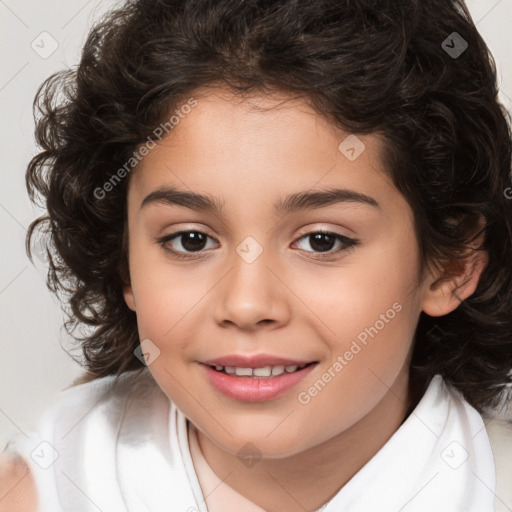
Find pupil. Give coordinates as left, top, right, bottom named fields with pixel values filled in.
left=182, top=232, right=206, bottom=251
left=310, top=233, right=335, bottom=252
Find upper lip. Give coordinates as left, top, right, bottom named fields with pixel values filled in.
left=201, top=354, right=317, bottom=368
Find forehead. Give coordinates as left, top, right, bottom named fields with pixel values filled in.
left=128, top=87, right=398, bottom=217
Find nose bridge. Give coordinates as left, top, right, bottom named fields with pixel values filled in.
left=213, top=234, right=289, bottom=329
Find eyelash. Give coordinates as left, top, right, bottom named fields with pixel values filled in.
left=156, top=229, right=359, bottom=260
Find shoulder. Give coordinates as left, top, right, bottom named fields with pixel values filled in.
left=0, top=369, right=164, bottom=511
left=40, top=368, right=165, bottom=444
left=1, top=369, right=168, bottom=510
left=50, top=367, right=159, bottom=420
left=0, top=454, right=38, bottom=512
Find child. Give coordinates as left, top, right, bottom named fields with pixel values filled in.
left=2, top=0, right=512, bottom=510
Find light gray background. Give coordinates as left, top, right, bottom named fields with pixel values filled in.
left=1, top=0, right=512, bottom=450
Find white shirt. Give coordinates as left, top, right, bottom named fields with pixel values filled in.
left=3, top=368, right=498, bottom=511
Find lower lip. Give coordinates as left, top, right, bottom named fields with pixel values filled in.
left=200, top=363, right=317, bottom=402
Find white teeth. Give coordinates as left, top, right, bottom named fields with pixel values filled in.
left=271, top=366, right=285, bottom=376
left=253, top=366, right=272, bottom=377
left=210, top=363, right=311, bottom=377
left=235, top=367, right=253, bottom=376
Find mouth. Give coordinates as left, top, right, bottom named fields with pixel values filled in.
left=198, top=357, right=319, bottom=402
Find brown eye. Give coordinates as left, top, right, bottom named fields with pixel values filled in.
left=294, top=230, right=359, bottom=258
left=175, top=231, right=208, bottom=252
left=158, top=230, right=218, bottom=257
left=304, top=232, right=337, bottom=252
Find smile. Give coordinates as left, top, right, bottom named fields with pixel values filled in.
left=199, top=361, right=318, bottom=402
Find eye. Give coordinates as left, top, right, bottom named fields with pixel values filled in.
left=157, top=230, right=218, bottom=258
left=293, top=230, right=359, bottom=258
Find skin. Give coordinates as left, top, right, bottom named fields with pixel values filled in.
left=120, top=87, right=487, bottom=512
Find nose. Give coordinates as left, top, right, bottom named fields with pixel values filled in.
left=213, top=242, right=291, bottom=332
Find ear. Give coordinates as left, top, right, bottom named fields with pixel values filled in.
left=421, top=239, right=488, bottom=317
left=120, top=224, right=136, bottom=311
left=123, top=284, right=136, bottom=312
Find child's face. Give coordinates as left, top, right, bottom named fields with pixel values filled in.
left=123, top=87, right=432, bottom=457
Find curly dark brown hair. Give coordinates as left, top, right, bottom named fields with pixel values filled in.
left=26, top=0, right=512, bottom=413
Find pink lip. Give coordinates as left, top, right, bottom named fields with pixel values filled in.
left=199, top=362, right=318, bottom=402
left=201, top=354, right=315, bottom=368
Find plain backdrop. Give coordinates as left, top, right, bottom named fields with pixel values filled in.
left=1, top=0, right=512, bottom=450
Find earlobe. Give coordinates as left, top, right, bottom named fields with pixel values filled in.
left=123, top=285, right=136, bottom=311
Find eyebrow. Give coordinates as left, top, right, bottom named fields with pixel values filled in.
left=139, top=185, right=380, bottom=215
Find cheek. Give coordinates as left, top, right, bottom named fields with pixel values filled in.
left=288, top=241, right=420, bottom=413
left=128, top=237, right=207, bottom=339
left=291, top=298, right=417, bottom=450
left=291, top=235, right=420, bottom=349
